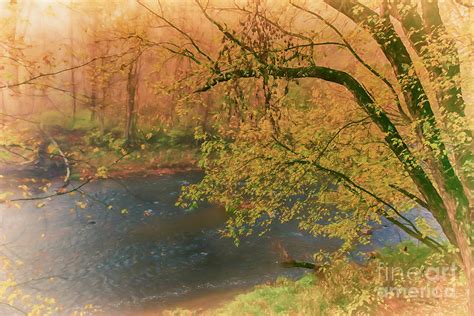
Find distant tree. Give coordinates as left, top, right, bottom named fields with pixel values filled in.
left=69, top=0, right=78, bottom=124
left=124, top=56, right=140, bottom=145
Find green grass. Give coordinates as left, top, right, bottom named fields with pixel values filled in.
left=71, top=110, right=105, bottom=131
left=167, top=242, right=464, bottom=316
left=40, top=109, right=115, bottom=131
left=217, top=275, right=325, bottom=316
left=376, top=241, right=444, bottom=269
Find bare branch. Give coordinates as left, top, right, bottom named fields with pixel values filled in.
left=0, top=302, right=27, bottom=315
left=136, top=0, right=214, bottom=64
left=8, top=178, right=92, bottom=202
left=0, top=52, right=134, bottom=90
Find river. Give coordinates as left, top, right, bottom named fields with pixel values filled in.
left=0, top=171, right=442, bottom=314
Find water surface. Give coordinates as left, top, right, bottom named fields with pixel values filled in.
left=0, top=171, right=441, bottom=314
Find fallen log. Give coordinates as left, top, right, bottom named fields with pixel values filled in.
left=281, top=259, right=319, bottom=270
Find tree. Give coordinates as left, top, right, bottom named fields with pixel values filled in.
left=142, top=0, right=473, bottom=312
left=1, top=0, right=29, bottom=115
left=124, top=56, right=140, bottom=145
left=69, top=0, right=78, bottom=125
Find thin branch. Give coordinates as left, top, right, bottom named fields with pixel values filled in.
left=237, top=2, right=313, bottom=41
left=136, top=0, right=214, bottom=64
left=0, top=52, right=131, bottom=90
left=0, top=145, right=31, bottom=161
left=389, top=184, right=429, bottom=209
left=453, top=0, right=474, bottom=8
left=13, top=275, right=68, bottom=289
left=290, top=1, right=411, bottom=122
left=0, top=112, right=40, bottom=125
left=0, top=303, right=27, bottom=315
left=28, top=83, right=92, bottom=104
left=8, top=178, right=92, bottom=202
left=194, top=0, right=263, bottom=64
left=275, top=149, right=444, bottom=250
left=316, top=116, right=371, bottom=161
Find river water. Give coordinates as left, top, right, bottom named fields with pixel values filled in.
left=0, top=171, right=442, bottom=314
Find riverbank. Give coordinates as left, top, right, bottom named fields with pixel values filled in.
left=0, top=122, right=201, bottom=183
left=67, top=134, right=201, bottom=180
left=80, top=149, right=200, bottom=180
left=161, top=242, right=467, bottom=315
left=134, top=287, right=251, bottom=315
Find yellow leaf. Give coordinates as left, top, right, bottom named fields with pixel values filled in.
left=76, top=201, right=87, bottom=209
left=47, top=144, right=56, bottom=153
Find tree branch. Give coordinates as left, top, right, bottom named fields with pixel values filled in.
left=137, top=0, right=214, bottom=64
left=8, top=178, right=92, bottom=202
left=195, top=65, right=450, bottom=238
left=0, top=52, right=133, bottom=89
left=280, top=155, right=444, bottom=251
left=290, top=1, right=411, bottom=122
left=0, top=302, right=27, bottom=315
left=389, top=184, right=429, bottom=209
left=323, top=0, right=467, bottom=244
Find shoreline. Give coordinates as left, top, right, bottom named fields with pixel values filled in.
left=99, top=164, right=201, bottom=179
left=0, top=160, right=201, bottom=182
left=132, top=286, right=251, bottom=315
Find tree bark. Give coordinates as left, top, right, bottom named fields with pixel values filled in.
left=323, top=1, right=473, bottom=312
left=385, top=0, right=474, bottom=194
left=124, top=60, right=139, bottom=146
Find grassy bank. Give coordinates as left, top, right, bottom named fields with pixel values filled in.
left=0, top=109, right=201, bottom=179
left=165, top=242, right=466, bottom=315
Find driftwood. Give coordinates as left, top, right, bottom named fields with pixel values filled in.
left=281, top=259, right=319, bottom=270
left=273, top=239, right=320, bottom=270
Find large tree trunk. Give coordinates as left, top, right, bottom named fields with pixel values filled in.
left=439, top=188, right=474, bottom=314
left=323, top=0, right=473, bottom=313
left=458, top=227, right=474, bottom=314
left=385, top=0, right=474, bottom=195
